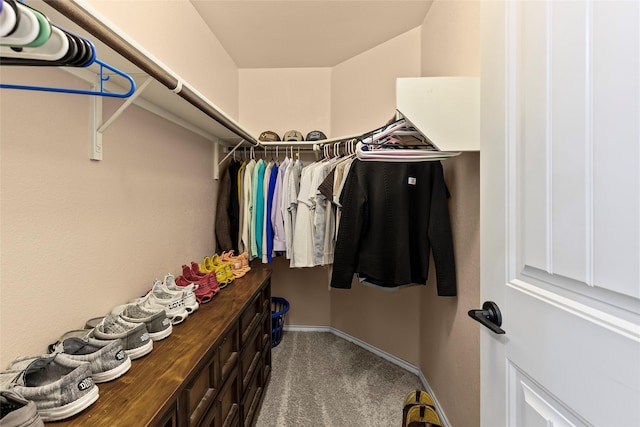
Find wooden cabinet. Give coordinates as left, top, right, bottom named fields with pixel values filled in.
left=55, top=268, right=272, bottom=427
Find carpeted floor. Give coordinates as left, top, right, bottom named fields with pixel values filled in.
left=255, top=331, right=423, bottom=427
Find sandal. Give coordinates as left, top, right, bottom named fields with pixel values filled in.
left=211, top=254, right=234, bottom=287
left=175, top=273, right=218, bottom=303
left=221, top=251, right=250, bottom=278
left=199, top=256, right=215, bottom=274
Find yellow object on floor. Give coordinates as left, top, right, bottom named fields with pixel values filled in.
left=405, top=404, right=441, bottom=427
left=403, top=390, right=438, bottom=427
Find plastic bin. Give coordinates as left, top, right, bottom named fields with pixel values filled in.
left=271, top=297, right=290, bottom=348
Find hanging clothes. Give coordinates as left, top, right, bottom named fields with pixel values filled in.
left=330, top=160, right=457, bottom=296
left=312, top=156, right=343, bottom=265
left=227, top=159, right=241, bottom=254
left=265, top=161, right=279, bottom=263
left=250, top=159, right=265, bottom=259
left=237, top=161, right=247, bottom=253
left=284, top=157, right=303, bottom=261
left=242, top=158, right=256, bottom=259
left=261, top=161, right=274, bottom=263
left=272, top=156, right=290, bottom=253
left=291, top=161, right=323, bottom=268
left=215, top=157, right=233, bottom=252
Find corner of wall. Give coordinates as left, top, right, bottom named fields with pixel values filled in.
left=417, top=2, right=481, bottom=426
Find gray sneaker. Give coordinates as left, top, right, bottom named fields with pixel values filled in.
left=0, top=355, right=98, bottom=422
left=48, top=330, right=93, bottom=354
left=56, top=338, right=131, bottom=383
left=0, top=389, right=44, bottom=427
left=86, top=304, right=172, bottom=342
left=92, top=314, right=153, bottom=360
left=113, top=304, right=172, bottom=341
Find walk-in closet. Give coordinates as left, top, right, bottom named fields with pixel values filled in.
left=2, top=1, right=638, bottom=427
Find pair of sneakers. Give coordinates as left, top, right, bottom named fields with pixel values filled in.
left=119, top=274, right=199, bottom=325
left=0, top=354, right=100, bottom=422
left=50, top=312, right=154, bottom=362
left=176, top=265, right=219, bottom=304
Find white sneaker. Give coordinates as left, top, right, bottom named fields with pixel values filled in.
left=160, top=275, right=199, bottom=314
left=136, top=282, right=189, bottom=325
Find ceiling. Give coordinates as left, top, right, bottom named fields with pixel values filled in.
left=190, top=0, right=433, bottom=68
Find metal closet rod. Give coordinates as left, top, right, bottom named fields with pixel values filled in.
left=43, top=0, right=259, bottom=146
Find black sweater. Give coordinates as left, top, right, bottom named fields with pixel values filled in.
left=330, top=160, right=457, bottom=296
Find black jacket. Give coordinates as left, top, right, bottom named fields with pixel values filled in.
left=330, top=160, right=457, bottom=296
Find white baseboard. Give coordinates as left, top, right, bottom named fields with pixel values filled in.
left=283, top=325, right=451, bottom=427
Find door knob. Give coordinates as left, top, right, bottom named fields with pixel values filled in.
left=468, top=301, right=505, bottom=334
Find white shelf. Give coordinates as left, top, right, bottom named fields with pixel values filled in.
left=396, top=77, right=480, bottom=151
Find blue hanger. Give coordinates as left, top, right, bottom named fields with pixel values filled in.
left=0, top=58, right=136, bottom=98
left=0, top=1, right=135, bottom=98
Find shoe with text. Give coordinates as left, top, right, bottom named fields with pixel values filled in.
left=0, top=355, right=98, bottom=422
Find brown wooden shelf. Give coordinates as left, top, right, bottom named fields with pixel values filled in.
left=51, top=268, right=272, bottom=427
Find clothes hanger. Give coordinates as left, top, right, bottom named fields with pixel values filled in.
left=0, top=0, right=19, bottom=38
left=0, top=2, right=134, bottom=98
left=0, top=56, right=135, bottom=97
left=1, top=20, right=98, bottom=67
left=0, top=24, right=68, bottom=62
left=0, top=1, right=39, bottom=46
left=20, top=4, right=51, bottom=48
left=355, top=140, right=460, bottom=162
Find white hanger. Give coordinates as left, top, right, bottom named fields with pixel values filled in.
left=1, top=24, right=68, bottom=61
left=0, top=1, right=17, bottom=37
left=355, top=141, right=460, bottom=162
left=1, top=2, right=39, bottom=46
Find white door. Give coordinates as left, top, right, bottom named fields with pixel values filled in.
left=479, top=1, right=640, bottom=426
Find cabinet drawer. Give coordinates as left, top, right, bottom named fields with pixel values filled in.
left=240, top=325, right=263, bottom=392
left=195, top=404, right=217, bottom=427
left=261, top=279, right=271, bottom=301
left=239, top=293, right=263, bottom=345
left=261, top=282, right=271, bottom=314
left=261, top=309, right=271, bottom=350
left=186, top=359, right=217, bottom=427
left=241, top=367, right=263, bottom=427
left=156, top=405, right=178, bottom=427
left=261, top=344, right=271, bottom=387
left=220, top=324, right=239, bottom=384
left=219, top=369, right=239, bottom=427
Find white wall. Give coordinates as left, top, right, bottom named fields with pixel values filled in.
left=0, top=68, right=216, bottom=365
left=331, top=27, right=422, bottom=136
left=86, top=0, right=240, bottom=119
left=419, top=2, right=481, bottom=427
left=238, top=68, right=331, bottom=138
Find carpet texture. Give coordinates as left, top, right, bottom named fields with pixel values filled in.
left=255, top=331, right=423, bottom=427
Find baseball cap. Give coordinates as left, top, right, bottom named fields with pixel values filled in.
left=259, top=131, right=281, bottom=142
left=306, top=131, right=327, bottom=141
left=283, top=130, right=304, bottom=141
